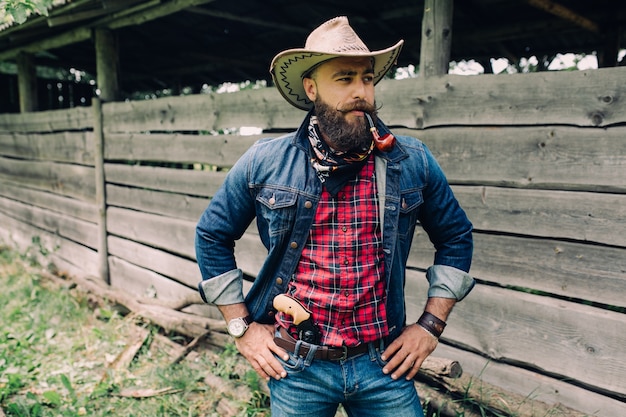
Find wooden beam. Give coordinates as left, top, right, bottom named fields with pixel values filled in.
left=419, top=0, right=453, bottom=77
left=92, top=98, right=110, bottom=284
left=107, top=0, right=217, bottom=30
left=95, top=28, right=119, bottom=102
left=0, top=0, right=215, bottom=61
left=527, top=0, right=599, bottom=33
left=16, top=52, right=38, bottom=112
left=0, top=27, right=92, bottom=61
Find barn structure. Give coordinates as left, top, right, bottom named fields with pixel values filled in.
left=1, top=1, right=625, bottom=416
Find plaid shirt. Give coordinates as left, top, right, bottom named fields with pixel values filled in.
left=278, top=155, right=388, bottom=347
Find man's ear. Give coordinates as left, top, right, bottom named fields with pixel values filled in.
left=303, top=77, right=316, bottom=102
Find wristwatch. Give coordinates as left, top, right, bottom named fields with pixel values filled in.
left=227, top=315, right=252, bottom=338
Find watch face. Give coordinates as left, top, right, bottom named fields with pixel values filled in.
left=228, top=318, right=247, bottom=337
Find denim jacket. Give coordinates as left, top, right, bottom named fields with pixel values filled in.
left=195, top=112, right=474, bottom=342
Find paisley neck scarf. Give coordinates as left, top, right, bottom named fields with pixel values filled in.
left=307, top=115, right=374, bottom=196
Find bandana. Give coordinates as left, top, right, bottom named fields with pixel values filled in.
left=308, top=115, right=374, bottom=196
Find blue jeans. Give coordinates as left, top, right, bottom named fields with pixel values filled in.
left=268, top=341, right=424, bottom=417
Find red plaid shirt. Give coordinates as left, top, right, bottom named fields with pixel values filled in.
left=278, top=155, right=388, bottom=347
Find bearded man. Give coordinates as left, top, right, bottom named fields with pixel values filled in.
left=195, top=16, right=474, bottom=417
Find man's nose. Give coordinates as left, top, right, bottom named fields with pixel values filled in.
left=352, top=80, right=367, bottom=99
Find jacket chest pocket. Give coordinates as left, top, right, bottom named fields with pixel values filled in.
left=398, top=189, right=423, bottom=240
left=256, top=188, right=298, bottom=237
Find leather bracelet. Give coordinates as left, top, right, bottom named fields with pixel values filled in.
left=417, top=311, right=446, bottom=339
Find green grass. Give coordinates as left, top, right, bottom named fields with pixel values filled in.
left=0, top=244, right=269, bottom=417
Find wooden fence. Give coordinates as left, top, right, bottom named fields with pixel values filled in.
left=1, top=67, right=625, bottom=416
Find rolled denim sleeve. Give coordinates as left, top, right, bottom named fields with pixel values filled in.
left=197, top=268, right=245, bottom=305
left=426, top=264, right=475, bottom=301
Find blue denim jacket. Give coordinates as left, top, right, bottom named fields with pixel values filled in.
left=195, top=112, right=474, bottom=342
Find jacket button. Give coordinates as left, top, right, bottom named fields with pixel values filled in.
left=290, top=241, right=298, bottom=249
left=276, top=277, right=283, bottom=285
left=304, top=201, right=313, bottom=209
left=269, top=197, right=276, bottom=205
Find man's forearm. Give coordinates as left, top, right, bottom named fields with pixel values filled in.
left=424, top=297, right=456, bottom=321
left=218, top=302, right=250, bottom=322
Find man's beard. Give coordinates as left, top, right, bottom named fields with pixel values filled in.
left=314, top=96, right=378, bottom=152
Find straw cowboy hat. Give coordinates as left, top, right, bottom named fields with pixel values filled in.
left=270, top=16, right=404, bottom=111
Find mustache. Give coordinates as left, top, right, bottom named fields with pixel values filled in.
left=336, top=100, right=377, bottom=114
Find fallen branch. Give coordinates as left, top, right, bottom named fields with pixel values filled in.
left=419, top=356, right=463, bottom=379
left=64, top=272, right=219, bottom=338
left=416, top=372, right=589, bottom=417
left=171, top=332, right=210, bottom=364
left=115, top=387, right=182, bottom=398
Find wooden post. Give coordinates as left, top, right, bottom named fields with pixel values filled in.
left=419, top=0, right=454, bottom=78
left=93, top=97, right=110, bottom=284
left=95, top=28, right=120, bottom=102
left=16, top=51, right=38, bottom=112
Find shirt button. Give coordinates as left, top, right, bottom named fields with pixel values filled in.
left=290, top=241, right=298, bottom=249
left=343, top=259, right=349, bottom=265
left=275, top=277, right=283, bottom=285
left=342, top=226, right=347, bottom=232
left=304, top=201, right=313, bottom=209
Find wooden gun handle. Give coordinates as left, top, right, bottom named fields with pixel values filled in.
left=273, top=294, right=311, bottom=325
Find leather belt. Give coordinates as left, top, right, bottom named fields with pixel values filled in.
left=274, top=327, right=369, bottom=361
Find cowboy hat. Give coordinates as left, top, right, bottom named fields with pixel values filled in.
left=270, top=16, right=404, bottom=111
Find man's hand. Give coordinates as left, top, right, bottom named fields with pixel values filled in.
left=381, top=296, right=455, bottom=380
left=234, top=322, right=289, bottom=381
left=380, top=323, right=438, bottom=380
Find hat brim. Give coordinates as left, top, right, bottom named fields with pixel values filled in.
left=270, top=40, right=404, bottom=111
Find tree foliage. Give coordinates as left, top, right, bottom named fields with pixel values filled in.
left=1, top=0, right=53, bottom=25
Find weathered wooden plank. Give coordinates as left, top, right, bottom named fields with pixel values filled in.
left=0, top=182, right=98, bottom=223
left=0, top=157, right=96, bottom=201
left=106, top=184, right=208, bottom=222
left=0, top=196, right=98, bottom=249
left=101, top=88, right=303, bottom=133
left=393, top=125, right=626, bottom=192
left=377, top=66, right=626, bottom=128
left=104, top=163, right=226, bottom=198
left=105, top=132, right=260, bottom=166
left=108, top=255, right=199, bottom=303
left=452, top=185, right=626, bottom=247
left=0, top=211, right=98, bottom=278
left=0, top=131, right=95, bottom=165
left=406, top=272, right=626, bottom=397
left=0, top=106, right=93, bottom=133
left=433, top=343, right=626, bottom=417
left=410, top=232, right=626, bottom=309
left=107, top=235, right=201, bottom=289
left=106, top=207, right=196, bottom=259
left=100, top=67, right=626, bottom=133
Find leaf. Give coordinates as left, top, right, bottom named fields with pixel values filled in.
left=42, top=390, right=62, bottom=406
left=60, top=374, right=75, bottom=397
left=8, top=5, right=28, bottom=24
